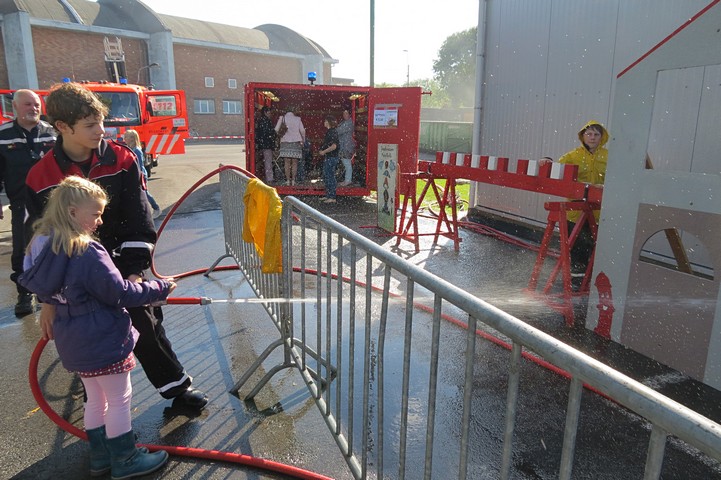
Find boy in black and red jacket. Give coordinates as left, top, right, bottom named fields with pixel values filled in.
left=25, top=82, right=208, bottom=410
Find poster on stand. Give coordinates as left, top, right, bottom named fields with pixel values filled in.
left=377, top=143, right=398, bottom=232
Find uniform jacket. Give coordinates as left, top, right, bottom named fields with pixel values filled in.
left=0, top=119, right=56, bottom=201
left=19, top=236, right=171, bottom=372
left=558, top=120, right=608, bottom=221
left=25, top=137, right=155, bottom=278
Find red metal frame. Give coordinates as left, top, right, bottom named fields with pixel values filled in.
left=395, top=172, right=460, bottom=252
left=526, top=201, right=600, bottom=326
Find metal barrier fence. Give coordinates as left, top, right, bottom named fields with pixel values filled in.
left=214, top=168, right=721, bottom=479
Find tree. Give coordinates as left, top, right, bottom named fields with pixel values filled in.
left=432, top=27, right=477, bottom=108
left=416, top=78, right=451, bottom=109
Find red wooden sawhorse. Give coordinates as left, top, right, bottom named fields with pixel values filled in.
left=395, top=150, right=604, bottom=327
left=395, top=171, right=461, bottom=252
left=526, top=200, right=600, bottom=326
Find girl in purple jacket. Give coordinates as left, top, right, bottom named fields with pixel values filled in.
left=20, top=176, right=174, bottom=479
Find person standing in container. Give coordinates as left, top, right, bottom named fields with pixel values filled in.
left=318, top=115, right=339, bottom=203
left=255, top=106, right=276, bottom=184
left=275, top=106, right=305, bottom=186
left=336, top=107, right=355, bottom=186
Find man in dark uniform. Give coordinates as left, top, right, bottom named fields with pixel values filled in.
left=25, top=82, right=207, bottom=409
left=0, top=90, right=56, bottom=316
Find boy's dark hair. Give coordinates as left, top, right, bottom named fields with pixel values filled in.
left=325, top=114, right=337, bottom=128
left=45, top=83, right=109, bottom=129
left=583, top=124, right=604, bottom=135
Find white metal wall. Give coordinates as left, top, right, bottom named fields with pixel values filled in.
left=474, top=0, right=712, bottom=229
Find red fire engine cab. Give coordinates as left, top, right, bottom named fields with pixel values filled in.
left=0, top=80, right=189, bottom=175
left=245, top=81, right=423, bottom=199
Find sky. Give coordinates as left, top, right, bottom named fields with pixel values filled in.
left=137, top=0, right=479, bottom=86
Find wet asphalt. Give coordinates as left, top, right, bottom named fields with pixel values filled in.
left=1, top=144, right=720, bottom=479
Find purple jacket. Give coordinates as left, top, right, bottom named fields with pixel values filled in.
left=19, top=236, right=171, bottom=373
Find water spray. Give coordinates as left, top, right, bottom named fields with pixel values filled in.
left=165, top=296, right=316, bottom=305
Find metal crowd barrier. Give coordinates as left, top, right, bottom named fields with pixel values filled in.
left=213, top=168, right=721, bottom=479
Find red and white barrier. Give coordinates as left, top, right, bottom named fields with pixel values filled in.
left=185, top=135, right=245, bottom=141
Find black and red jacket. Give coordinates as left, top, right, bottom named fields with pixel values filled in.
left=0, top=119, right=56, bottom=202
left=25, top=137, right=155, bottom=278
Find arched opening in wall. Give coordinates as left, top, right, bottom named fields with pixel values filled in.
left=638, top=229, right=713, bottom=280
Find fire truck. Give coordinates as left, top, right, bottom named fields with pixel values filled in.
left=0, top=80, right=189, bottom=175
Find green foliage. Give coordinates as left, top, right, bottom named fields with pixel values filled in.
left=416, top=78, right=451, bottom=109
left=432, top=27, right=477, bottom=108
left=375, top=78, right=451, bottom=109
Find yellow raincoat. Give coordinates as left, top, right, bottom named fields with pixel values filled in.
left=558, top=120, right=608, bottom=222
left=242, top=179, right=282, bottom=273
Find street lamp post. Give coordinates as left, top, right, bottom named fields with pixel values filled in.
left=403, top=50, right=410, bottom=86
left=137, top=62, right=160, bottom=85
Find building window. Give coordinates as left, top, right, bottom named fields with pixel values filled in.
left=204, top=77, right=215, bottom=88
left=228, top=78, right=237, bottom=89
left=194, top=99, right=215, bottom=114
left=223, top=100, right=242, bottom=115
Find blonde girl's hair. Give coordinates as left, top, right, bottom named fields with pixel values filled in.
left=124, top=129, right=140, bottom=149
left=32, top=176, right=108, bottom=257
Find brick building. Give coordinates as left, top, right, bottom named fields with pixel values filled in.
left=0, top=0, right=337, bottom=136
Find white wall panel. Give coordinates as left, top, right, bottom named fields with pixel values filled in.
left=648, top=67, right=704, bottom=173
left=694, top=64, right=721, bottom=175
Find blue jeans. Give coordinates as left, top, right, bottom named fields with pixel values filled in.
left=146, top=191, right=160, bottom=210
left=341, top=157, right=352, bottom=183
left=323, top=156, right=339, bottom=198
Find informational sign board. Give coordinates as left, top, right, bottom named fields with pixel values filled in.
left=377, top=143, right=398, bottom=232
left=373, top=104, right=399, bottom=128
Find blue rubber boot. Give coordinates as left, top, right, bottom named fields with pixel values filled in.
left=86, top=426, right=110, bottom=476
left=106, top=430, right=168, bottom=480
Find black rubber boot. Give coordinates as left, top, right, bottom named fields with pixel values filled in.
left=14, top=292, right=34, bottom=317
left=172, top=388, right=208, bottom=409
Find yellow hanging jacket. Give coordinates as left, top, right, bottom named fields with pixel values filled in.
left=558, top=120, right=608, bottom=222
left=242, top=179, right=283, bottom=273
